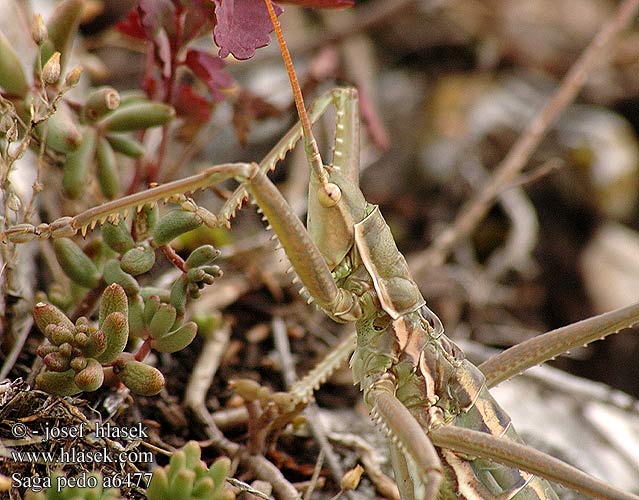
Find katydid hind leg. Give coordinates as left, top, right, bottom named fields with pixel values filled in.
left=479, top=302, right=639, bottom=388
left=430, top=426, right=639, bottom=500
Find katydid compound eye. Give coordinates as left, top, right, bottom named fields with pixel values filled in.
left=317, top=182, right=341, bottom=207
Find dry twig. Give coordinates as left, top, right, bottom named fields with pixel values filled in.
left=411, top=0, right=639, bottom=273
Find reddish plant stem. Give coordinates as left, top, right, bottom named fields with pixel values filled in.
left=160, top=244, right=186, bottom=272
left=135, top=337, right=153, bottom=361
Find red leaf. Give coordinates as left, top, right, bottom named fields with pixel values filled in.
left=115, top=11, right=146, bottom=40
left=138, top=0, right=177, bottom=38
left=185, top=49, right=234, bottom=101
left=212, top=0, right=283, bottom=60
left=181, top=0, right=216, bottom=43
left=174, top=84, right=212, bottom=124
left=279, top=0, right=353, bottom=7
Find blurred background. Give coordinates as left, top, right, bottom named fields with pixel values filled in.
left=2, top=0, right=639, bottom=497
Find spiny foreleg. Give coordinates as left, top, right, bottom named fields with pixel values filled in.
left=244, top=164, right=363, bottom=322
left=1, top=163, right=256, bottom=243
left=218, top=89, right=345, bottom=223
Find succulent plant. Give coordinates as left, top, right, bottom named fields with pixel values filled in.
left=35, top=235, right=224, bottom=397
left=170, top=244, right=223, bottom=315
left=151, top=209, right=206, bottom=247
left=146, top=441, right=235, bottom=500
left=33, top=284, right=128, bottom=395
left=4, top=0, right=222, bottom=406
left=0, top=0, right=176, bottom=202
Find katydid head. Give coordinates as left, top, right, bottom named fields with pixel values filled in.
left=306, top=86, right=368, bottom=269
left=308, top=166, right=368, bottom=270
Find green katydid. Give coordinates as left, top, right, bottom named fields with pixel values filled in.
left=3, top=1, right=639, bottom=499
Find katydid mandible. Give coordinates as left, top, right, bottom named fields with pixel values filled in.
left=4, top=2, right=639, bottom=499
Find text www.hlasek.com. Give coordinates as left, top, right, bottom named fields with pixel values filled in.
left=12, top=446, right=153, bottom=464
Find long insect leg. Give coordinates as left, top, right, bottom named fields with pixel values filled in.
left=1, top=163, right=256, bottom=242
left=430, top=425, right=639, bottom=500
left=217, top=91, right=337, bottom=224
left=368, top=385, right=443, bottom=500
left=479, top=302, right=639, bottom=387
left=289, top=331, right=357, bottom=404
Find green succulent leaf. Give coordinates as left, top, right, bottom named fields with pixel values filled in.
left=36, top=342, right=58, bottom=358
left=43, top=351, right=71, bottom=372
left=43, top=0, right=83, bottom=71
left=185, top=245, right=220, bottom=269
left=169, top=277, right=188, bottom=315
left=95, top=312, right=128, bottom=363
left=146, top=468, right=170, bottom=500
left=151, top=208, right=204, bottom=246
left=35, top=101, right=82, bottom=153
left=99, top=283, right=128, bottom=327
left=116, top=360, right=165, bottom=396
left=171, top=470, right=195, bottom=498
left=98, top=101, right=175, bottom=132
left=148, top=303, right=177, bottom=339
left=106, top=134, right=145, bottom=158
left=62, top=126, right=98, bottom=199
left=36, top=369, right=82, bottom=396
left=53, top=238, right=101, bottom=288
left=102, top=220, right=135, bottom=254
left=74, top=358, right=104, bottom=391
left=83, top=86, right=121, bottom=122
left=181, top=441, right=202, bottom=469
left=0, top=30, right=29, bottom=95
left=46, top=323, right=74, bottom=346
left=143, top=295, right=162, bottom=326
left=151, top=321, right=197, bottom=353
left=120, top=243, right=156, bottom=276
left=81, top=327, right=106, bottom=358
left=33, top=302, right=74, bottom=338
left=168, top=451, right=187, bottom=487
left=70, top=356, right=88, bottom=371
left=191, top=477, right=215, bottom=498
left=96, top=136, right=119, bottom=199
left=208, top=456, right=232, bottom=485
